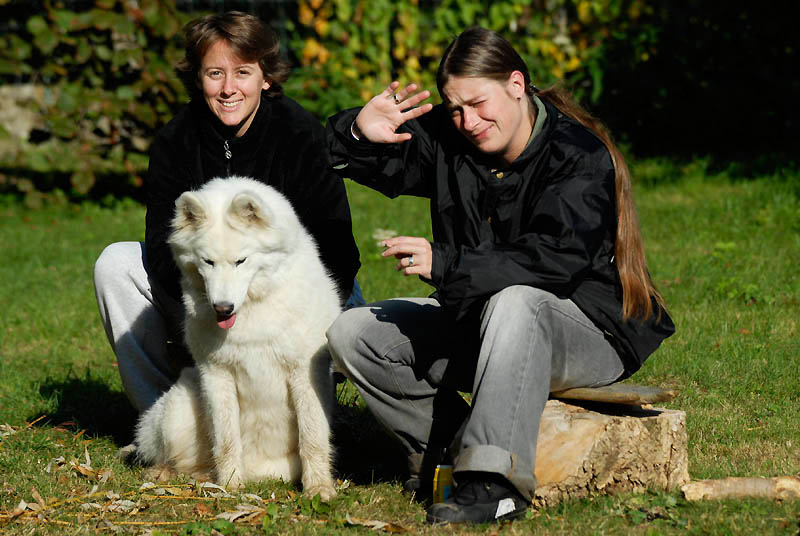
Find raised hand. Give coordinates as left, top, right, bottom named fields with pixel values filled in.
left=354, top=81, right=433, bottom=143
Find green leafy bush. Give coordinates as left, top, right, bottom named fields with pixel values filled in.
left=0, top=0, right=193, bottom=204
left=1, top=0, right=657, bottom=203
left=283, top=0, right=656, bottom=119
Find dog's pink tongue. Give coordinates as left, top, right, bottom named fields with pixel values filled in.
left=217, top=313, right=236, bottom=329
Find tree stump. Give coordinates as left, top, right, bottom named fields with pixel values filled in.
left=533, top=384, right=689, bottom=507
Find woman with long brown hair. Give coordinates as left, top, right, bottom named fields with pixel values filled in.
left=326, top=26, right=674, bottom=524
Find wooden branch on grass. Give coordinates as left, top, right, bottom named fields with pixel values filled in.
left=681, top=476, right=800, bottom=501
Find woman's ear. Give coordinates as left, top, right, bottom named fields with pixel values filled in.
left=506, top=70, right=526, bottom=99
left=262, top=79, right=272, bottom=91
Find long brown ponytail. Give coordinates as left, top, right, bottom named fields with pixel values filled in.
left=536, top=85, right=664, bottom=320
left=438, top=27, right=664, bottom=321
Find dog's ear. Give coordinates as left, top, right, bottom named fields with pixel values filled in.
left=229, top=191, right=273, bottom=228
left=173, top=192, right=208, bottom=231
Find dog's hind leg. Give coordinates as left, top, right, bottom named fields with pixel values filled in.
left=134, top=367, right=212, bottom=479
left=289, top=348, right=337, bottom=500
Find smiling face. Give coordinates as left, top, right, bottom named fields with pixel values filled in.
left=443, top=72, right=533, bottom=165
left=199, top=40, right=270, bottom=137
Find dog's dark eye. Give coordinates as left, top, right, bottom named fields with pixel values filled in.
left=236, top=258, right=246, bottom=266
left=203, top=259, right=215, bottom=266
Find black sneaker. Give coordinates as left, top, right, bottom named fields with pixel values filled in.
left=426, top=472, right=528, bottom=525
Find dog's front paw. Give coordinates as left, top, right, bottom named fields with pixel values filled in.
left=303, top=480, right=337, bottom=502
left=217, top=469, right=244, bottom=491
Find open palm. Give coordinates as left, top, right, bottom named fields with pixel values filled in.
left=355, top=81, right=434, bottom=143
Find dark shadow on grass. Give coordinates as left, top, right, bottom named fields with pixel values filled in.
left=332, top=400, right=408, bottom=486
left=32, top=372, right=137, bottom=446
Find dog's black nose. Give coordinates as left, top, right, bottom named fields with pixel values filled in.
left=214, top=302, right=234, bottom=317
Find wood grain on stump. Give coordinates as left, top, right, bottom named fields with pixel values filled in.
left=533, top=396, right=689, bottom=507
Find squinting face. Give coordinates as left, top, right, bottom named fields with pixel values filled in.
left=443, top=73, right=532, bottom=165
left=199, top=40, right=270, bottom=138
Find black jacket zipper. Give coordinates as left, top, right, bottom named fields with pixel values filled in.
left=224, top=139, right=232, bottom=174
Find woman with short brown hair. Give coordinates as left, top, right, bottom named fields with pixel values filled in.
left=94, top=11, right=361, bottom=414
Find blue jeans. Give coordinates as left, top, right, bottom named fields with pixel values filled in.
left=326, top=286, right=625, bottom=501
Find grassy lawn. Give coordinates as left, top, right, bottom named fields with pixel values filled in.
left=0, top=159, right=798, bottom=534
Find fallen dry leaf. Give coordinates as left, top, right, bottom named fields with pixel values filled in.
left=98, top=469, right=113, bottom=484
left=70, top=460, right=97, bottom=479
left=193, top=503, right=213, bottom=517
left=195, top=481, right=234, bottom=498
left=345, top=513, right=408, bottom=532
left=216, top=503, right=265, bottom=523
left=30, top=486, right=46, bottom=508
left=45, top=456, right=66, bottom=473
left=107, top=499, right=137, bottom=513
left=11, top=499, right=28, bottom=519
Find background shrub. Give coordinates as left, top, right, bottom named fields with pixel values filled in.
left=0, top=0, right=191, bottom=205
left=0, top=0, right=794, bottom=204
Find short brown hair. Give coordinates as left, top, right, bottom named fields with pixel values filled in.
left=175, top=11, right=290, bottom=99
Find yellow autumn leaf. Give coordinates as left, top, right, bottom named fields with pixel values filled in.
left=318, top=46, right=331, bottom=64
left=565, top=55, right=581, bottom=71
left=577, top=1, right=592, bottom=24
left=314, top=18, right=329, bottom=36
left=299, top=3, right=314, bottom=26
left=303, top=38, right=321, bottom=63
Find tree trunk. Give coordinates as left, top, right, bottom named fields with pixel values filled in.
left=533, top=399, right=689, bottom=507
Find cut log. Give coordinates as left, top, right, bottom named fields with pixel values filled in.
left=551, top=383, right=679, bottom=405
left=533, top=399, right=689, bottom=507
left=681, top=476, right=800, bottom=501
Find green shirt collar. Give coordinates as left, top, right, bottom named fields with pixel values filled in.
left=525, top=94, right=547, bottom=149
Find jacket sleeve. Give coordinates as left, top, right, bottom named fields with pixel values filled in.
left=325, top=107, right=438, bottom=199
left=278, top=114, right=361, bottom=302
left=144, top=133, right=190, bottom=301
left=430, top=164, right=617, bottom=322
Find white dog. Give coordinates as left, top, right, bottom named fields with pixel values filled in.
left=132, top=176, right=341, bottom=499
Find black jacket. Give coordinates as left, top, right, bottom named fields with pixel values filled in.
left=327, top=99, right=674, bottom=376
left=145, top=92, right=361, bottom=304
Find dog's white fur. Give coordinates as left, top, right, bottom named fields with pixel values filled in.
left=133, top=176, right=341, bottom=499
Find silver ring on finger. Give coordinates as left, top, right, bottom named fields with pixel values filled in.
left=393, top=94, right=400, bottom=105
left=408, top=255, right=414, bottom=266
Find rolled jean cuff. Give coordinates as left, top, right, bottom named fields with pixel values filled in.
left=455, top=445, right=536, bottom=502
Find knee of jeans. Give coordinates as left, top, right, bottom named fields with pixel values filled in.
left=94, top=242, right=131, bottom=289
left=490, top=285, right=557, bottom=319
left=326, top=309, right=362, bottom=371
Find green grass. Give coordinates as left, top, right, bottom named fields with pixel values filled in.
left=1, top=160, right=799, bottom=534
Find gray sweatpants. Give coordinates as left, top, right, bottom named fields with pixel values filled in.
left=326, top=286, right=625, bottom=501
left=93, top=241, right=364, bottom=413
